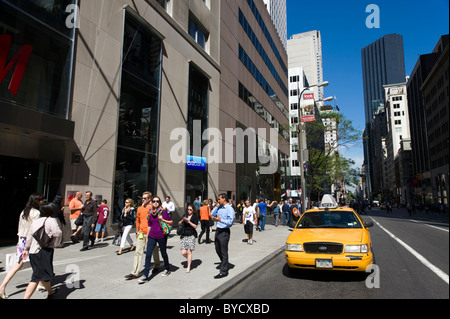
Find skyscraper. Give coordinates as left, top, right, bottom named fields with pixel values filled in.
left=361, top=33, right=406, bottom=199
left=263, top=0, right=287, bottom=50
left=362, top=34, right=406, bottom=125
left=288, top=30, right=324, bottom=100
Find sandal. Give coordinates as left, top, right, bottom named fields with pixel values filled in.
left=0, top=290, right=8, bottom=299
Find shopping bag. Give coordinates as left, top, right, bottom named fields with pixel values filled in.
left=5, top=254, right=15, bottom=272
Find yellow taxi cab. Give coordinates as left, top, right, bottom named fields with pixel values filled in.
left=285, top=195, right=374, bottom=272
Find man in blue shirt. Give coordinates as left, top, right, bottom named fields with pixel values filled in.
left=257, top=198, right=276, bottom=231
left=211, top=193, right=235, bottom=278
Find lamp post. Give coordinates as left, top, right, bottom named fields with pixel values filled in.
left=297, top=81, right=329, bottom=213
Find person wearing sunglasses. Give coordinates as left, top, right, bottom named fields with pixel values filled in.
left=139, top=196, right=173, bottom=283
left=125, top=192, right=160, bottom=280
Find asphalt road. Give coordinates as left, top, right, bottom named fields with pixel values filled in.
left=220, top=208, right=449, bottom=299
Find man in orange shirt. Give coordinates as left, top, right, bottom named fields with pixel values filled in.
left=69, top=191, right=83, bottom=243
left=124, top=192, right=161, bottom=280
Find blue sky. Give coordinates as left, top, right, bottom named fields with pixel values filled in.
left=286, top=0, right=449, bottom=171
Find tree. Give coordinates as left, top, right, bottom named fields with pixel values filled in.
left=304, top=111, right=361, bottom=203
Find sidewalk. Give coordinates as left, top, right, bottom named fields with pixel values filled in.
left=0, top=216, right=289, bottom=299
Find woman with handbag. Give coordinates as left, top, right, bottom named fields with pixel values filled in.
left=138, top=196, right=173, bottom=283
left=179, top=204, right=199, bottom=273
left=118, top=198, right=136, bottom=255
left=22, top=203, right=62, bottom=299
left=1, top=193, right=43, bottom=299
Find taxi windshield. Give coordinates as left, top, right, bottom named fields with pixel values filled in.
left=296, top=211, right=362, bottom=229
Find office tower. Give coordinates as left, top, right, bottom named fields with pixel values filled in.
left=287, top=30, right=324, bottom=101
left=407, top=35, right=449, bottom=204
left=263, top=0, right=288, bottom=50
left=362, top=34, right=406, bottom=125
left=288, top=67, right=307, bottom=191
left=383, top=83, right=410, bottom=199
left=0, top=0, right=290, bottom=244
left=0, top=0, right=221, bottom=243
left=224, top=0, right=290, bottom=202
left=361, top=33, right=406, bottom=199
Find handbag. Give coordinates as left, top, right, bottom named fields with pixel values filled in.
left=74, top=213, right=84, bottom=227
left=177, top=223, right=184, bottom=236
left=158, top=210, right=172, bottom=235
left=32, top=218, right=53, bottom=248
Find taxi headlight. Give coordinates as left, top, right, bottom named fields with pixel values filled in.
left=345, top=244, right=369, bottom=253
left=286, top=244, right=303, bottom=252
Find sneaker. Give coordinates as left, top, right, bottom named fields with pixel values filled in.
left=138, top=275, right=149, bottom=284
left=161, top=270, right=171, bottom=277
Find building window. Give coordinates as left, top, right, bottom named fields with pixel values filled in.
left=186, top=64, right=210, bottom=202
left=114, top=11, right=162, bottom=222
left=0, top=1, right=75, bottom=119
left=189, top=16, right=208, bottom=50
left=155, top=0, right=168, bottom=10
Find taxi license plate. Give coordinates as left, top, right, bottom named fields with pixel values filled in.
left=316, top=259, right=333, bottom=269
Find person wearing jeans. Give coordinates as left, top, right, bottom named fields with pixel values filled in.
left=139, top=196, right=173, bottom=283
left=257, top=199, right=276, bottom=231
left=124, top=192, right=160, bottom=280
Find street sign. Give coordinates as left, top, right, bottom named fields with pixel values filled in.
left=301, top=115, right=316, bottom=122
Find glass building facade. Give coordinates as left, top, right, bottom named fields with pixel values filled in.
left=0, top=0, right=76, bottom=245
left=113, top=12, right=162, bottom=222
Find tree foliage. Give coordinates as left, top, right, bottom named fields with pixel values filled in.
left=304, top=111, right=361, bottom=202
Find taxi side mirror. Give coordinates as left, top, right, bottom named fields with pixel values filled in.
left=364, top=221, right=374, bottom=228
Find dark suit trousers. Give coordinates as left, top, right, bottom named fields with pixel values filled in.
left=215, top=228, right=230, bottom=274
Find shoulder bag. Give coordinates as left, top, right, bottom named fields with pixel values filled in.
left=158, top=209, right=172, bottom=235
left=32, top=218, right=53, bottom=248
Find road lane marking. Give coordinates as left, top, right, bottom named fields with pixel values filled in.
left=409, top=220, right=449, bottom=233
left=370, top=217, right=449, bottom=285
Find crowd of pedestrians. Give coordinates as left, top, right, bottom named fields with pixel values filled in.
left=1, top=189, right=302, bottom=299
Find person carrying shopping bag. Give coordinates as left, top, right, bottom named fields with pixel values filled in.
left=22, top=203, right=62, bottom=299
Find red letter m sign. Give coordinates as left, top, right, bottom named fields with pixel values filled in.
left=0, top=34, right=33, bottom=95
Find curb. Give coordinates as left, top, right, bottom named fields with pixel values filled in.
left=201, top=245, right=285, bottom=299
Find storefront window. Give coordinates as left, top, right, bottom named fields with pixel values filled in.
left=185, top=64, right=209, bottom=203
left=113, top=11, right=162, bottom=221
left=0, top=0, right=75, bottom=118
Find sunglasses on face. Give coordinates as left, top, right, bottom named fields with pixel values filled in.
left=152, top=200, right=160, bottom=203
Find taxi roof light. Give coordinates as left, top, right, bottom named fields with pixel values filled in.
left=319, top=194, right=339, bottom=209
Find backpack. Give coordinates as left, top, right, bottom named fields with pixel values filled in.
left=32, top=218, right=53, bottom=248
